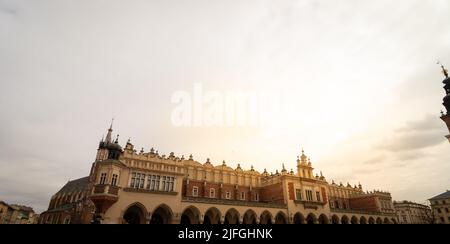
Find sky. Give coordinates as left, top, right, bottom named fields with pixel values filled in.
left=1, top=0, right=450, bottom=213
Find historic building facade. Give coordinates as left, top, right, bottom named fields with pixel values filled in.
left=0, top=201, right=39, bottom=224
left=38, top=177, right=94, bottom=224
left=41, top=124, right=398, bottom=224
left=393, top=201, right=432, bottom=224
left=429, top=191, right=450, bottom=224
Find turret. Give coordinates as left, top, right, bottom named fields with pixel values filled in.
left=438, top=62, right=450, bottom=142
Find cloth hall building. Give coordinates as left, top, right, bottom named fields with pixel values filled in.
left=39, top=125, right=398, bottom=224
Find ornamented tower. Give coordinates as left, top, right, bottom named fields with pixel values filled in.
left=439, top=63, right=450, bottom=142
left=297, top=149, right=314, bottom=178
left=89, top=121, right=123, bottom=223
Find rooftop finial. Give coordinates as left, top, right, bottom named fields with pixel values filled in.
left=105, top=119, right=114, bottom=143
left=438, top=61, right=449, bottom=78
left=110, top=117, right=114, bottom=130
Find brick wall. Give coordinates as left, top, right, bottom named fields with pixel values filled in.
left=288, top=183, right=295, bottom=200
left=260, top=182, right=285, bottom=204
left=349, top=196, right=379, bottom=212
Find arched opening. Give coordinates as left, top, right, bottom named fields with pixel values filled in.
left=259, top=211, right=273, bottom=224
left=204, top=207, right=221, bottom=224
left=368, top=217, right=375, bottom=224
left=391, top=218, right=398, bottom=224
left=351, top=216, right=359, bottom=224
left=275, top=212, right=288, bottom=224
left=123, top=203, right=147, bottom=224
left=331, top=215, right=340, bottom=224
left=376, top=217, right=382, bottom=224
left=383, top=217, right=391, bottom=224
left=306, top=213, right=317, bottom=224
left=242, top=210, right=257, bottom=224
left=318, top=214, right=329, bottom=224
left=150, top=204, right=173, bottom=224
left=360, top=216, right=368, bottom=224
left=224, top=208, right=240, bottom=224
left=180, top=206, right=200, bottom=224
left=63, top=216, right=71, bottom=224
left=341, top=215, right=350, bottom=224
left=293, top=213, right=306, bottom=224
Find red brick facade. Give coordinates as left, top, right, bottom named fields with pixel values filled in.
left=349, top=196, right=379, bottom=212
left=288, top=183, right=295, bottom=200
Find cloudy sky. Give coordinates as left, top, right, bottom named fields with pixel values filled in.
left=1, top=0, right=450, bottom=213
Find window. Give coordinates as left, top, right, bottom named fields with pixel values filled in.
left=295, top=189, right=302, bottom=201
left=147, top=175, right=160, bottom=191
left=335, top=200, right=340, bottom=209
left=111, top=174, right=118, bottom=186
left=162, top=176, right=174, bottom=192
left=99, top=173, right=107, bottom=185
left=438, top=208, right=442, bottom=213
left=225, top=191, right=231, bottom=199
left=330, top=201, right=334, bottom=208
left=446, top=208, right=449, bottom=213
left=162, top=176, right=167, bottom=191
left=240, top=192, right=246, bottom=200
left=130, top=172, right=145, bottom=189
left=192, top=186, right=198, bottom=197
left=316, top=191, right=321, bottom=202
left=440, top=217, right=445, bottom=223
left=305, top=190, right=313, bottom=201
left=254, top=193, right=259, bottom=201
left=209, top=188, right=215, bottom=198
left=63, top=217, right=71, bottom=224
left=167, top=177, right=174, bottom=192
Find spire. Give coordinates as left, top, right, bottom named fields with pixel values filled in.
left=105, top=118, right=114, bottom=143
left=300, top=148, right=307, bottom=164
left=438, top=61, right=449, bottom=78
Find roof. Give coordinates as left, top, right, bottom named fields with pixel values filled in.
left=429, top=190, right=450, bottom=200
left=44, top=203, right=77, bottom=213
left=56, top=176, right=89, bottom=195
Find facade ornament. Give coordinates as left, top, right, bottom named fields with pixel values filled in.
left=189, top=154, right=193, bottom=160
left=438, top=61, right=449, bottom=78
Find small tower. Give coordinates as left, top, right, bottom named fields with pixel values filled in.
left=297, top=148, right=314, bottom=178
left=95, top=120, right=122, bottom=161
left=439, top=62, right=450, bottom=142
